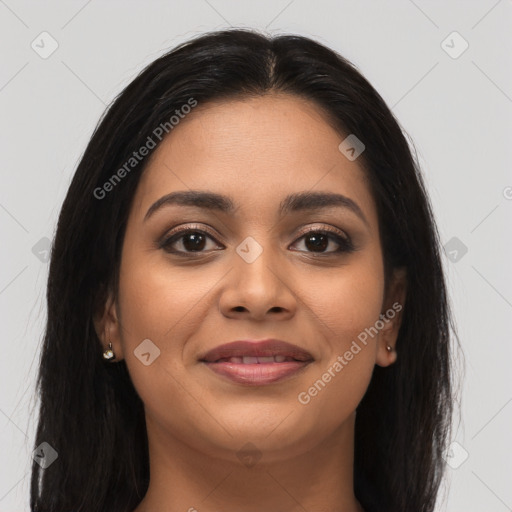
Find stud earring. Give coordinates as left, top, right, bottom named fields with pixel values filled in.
left=386, top=345, right=393, bottom=352
left=103, top=341, right=116, bottom=361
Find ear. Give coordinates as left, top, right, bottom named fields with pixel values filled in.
left=375, top=267, right=407, bottom=367
left=93, top=286, right=125, bottom=361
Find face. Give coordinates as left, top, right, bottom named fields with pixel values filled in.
left=98, top=93, right=406, bottom=464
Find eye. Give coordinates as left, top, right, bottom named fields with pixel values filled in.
left=290, top=227, right=355, bottom=254
left=159, top=225, right=223, bottom=255
left=159, top=224, right=355, bottom=256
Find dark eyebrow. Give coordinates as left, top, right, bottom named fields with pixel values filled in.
left=144, top=190, right=369, bottom=227
left=144, top=191, right=236, bottom=221
left=279, top=191, right=369, bottom=228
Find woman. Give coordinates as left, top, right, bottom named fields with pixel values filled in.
left=31, top=28, right=458, bottom=512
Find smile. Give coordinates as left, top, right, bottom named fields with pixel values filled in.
left=213, top=355, right=299, bottom=363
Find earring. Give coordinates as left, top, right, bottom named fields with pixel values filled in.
left=103, top=341, right=116, bottom=361
left=386, top=344, right=393, bottom=352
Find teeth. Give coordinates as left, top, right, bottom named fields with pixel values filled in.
left=257, top=356, right=275, bottom=363
left=217, top=355, right=296, bottom=364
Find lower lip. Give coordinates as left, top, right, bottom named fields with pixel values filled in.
left=202, top=360, right=312, bottom=386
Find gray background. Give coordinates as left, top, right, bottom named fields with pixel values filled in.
left=1, top=1, right=511, bottom=510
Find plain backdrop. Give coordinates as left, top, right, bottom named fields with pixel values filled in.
left=1, top=1, right=511, bottom=511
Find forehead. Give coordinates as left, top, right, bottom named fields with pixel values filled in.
left=132, top=94, right=378, bottom=229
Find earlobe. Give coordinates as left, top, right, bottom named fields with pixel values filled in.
left=376, top=267, right=407, bottom=367
left=93, top=290, right=124, bottom=362
left=102, top=325, right=116, bottom=361
left=376, top=324, right=399, bottom=367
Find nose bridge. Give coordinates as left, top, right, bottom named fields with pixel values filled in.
left=235, top=234, right=281, bottom=292
left=219, top=234, right=296, bottom=319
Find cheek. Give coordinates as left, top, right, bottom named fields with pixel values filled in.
left=295, top=256, right=384, bottom=408
left=308, top=258, right=384, bottom=349
left=117, top=248, right=209, bottom=339
left=115, top=245, right=225, bottom=394
left=115, top=251, right=205, bottom=411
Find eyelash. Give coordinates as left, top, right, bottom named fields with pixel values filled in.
left=159, top=223, right=355, bottom=257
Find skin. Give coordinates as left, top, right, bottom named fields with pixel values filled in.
left=95, top=93, right=407, bottom=512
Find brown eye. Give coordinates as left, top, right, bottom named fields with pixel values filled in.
left=160, top=228, right=223, bottom=255
left=291, top=229, right=355, bottom=254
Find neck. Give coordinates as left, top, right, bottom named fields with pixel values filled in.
left=134, top=412, right=365, bottom=512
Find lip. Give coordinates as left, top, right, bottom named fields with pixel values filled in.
left=199, top=339, right=314, bottom=363
left=199, top=339, right=314, bottom=386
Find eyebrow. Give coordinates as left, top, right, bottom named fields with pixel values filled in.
left=144, top=190, right=369, bottom=227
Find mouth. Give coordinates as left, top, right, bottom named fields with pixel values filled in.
left=211, top=355, right=304, bottom=364
left=198, top=339, right=314, bottom=386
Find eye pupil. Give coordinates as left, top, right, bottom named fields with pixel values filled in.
left=305, top=233, right=328, bottom=252
left=182, top=232, right=206, bottom=251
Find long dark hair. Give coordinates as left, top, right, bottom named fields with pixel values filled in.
left=30, top=28, right=460, bottom=512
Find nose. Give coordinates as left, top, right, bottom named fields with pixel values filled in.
left=218, top=244, right=297, bottom=321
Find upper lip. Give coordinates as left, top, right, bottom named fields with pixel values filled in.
left=199, top=339, right=314, bottom=363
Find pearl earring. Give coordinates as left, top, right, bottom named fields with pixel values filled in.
left=103, top=341, right=116, bottom=361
